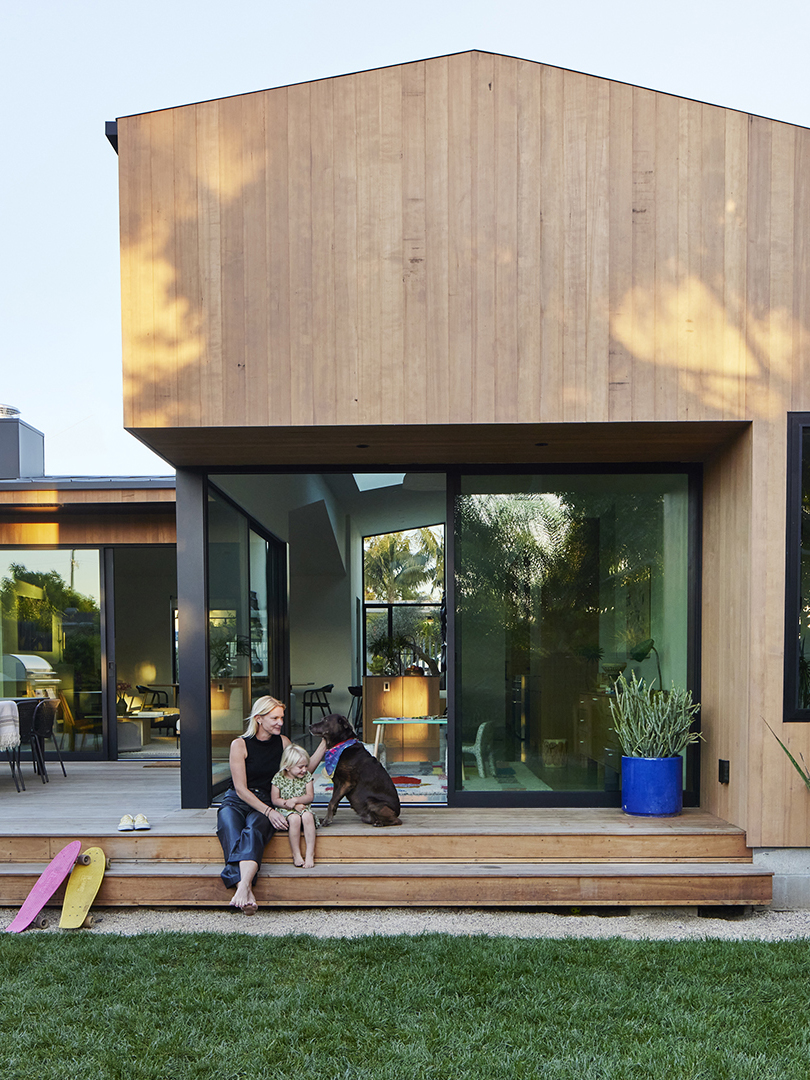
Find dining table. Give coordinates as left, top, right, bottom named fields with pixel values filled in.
left=371, top=715, right=448, bottom=768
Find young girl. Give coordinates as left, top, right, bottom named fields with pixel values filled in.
left=271, top=745, right=318, bottom=869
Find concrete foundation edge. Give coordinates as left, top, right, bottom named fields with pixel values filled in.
left=753, top=849, right=810, bottom=909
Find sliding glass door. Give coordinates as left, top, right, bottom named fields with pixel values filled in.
left=453, top=471, right=697, bottom=804
left=207, top=486, right=287, bottom=790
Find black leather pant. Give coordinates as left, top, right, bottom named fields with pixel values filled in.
left=216, top=789, right=275, bottom=888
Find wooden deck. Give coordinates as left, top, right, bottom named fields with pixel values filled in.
left=0, top=763, right=772, bottom=908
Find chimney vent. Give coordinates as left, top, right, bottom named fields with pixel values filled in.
left=0, top=408, right=45, bottom=478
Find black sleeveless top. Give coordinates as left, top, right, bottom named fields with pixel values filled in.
left=238, top=733, right=283, bottom=799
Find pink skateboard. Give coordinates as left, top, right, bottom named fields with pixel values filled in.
left=5, top=840, right=83, bottom=933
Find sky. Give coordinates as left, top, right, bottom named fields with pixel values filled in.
left=2, top=0, right=809, bottom=477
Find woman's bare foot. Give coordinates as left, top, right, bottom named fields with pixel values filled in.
left=292, top=856, right=304, bottom=867
left=303, top=857, right=315, bottom=869
left=230, top=882, right=257, bottom=911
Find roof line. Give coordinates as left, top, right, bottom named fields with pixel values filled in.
left=111, top=48, right=809, bottom=132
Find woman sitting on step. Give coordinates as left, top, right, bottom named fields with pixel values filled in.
left=216, top=695, right=326, bottom=913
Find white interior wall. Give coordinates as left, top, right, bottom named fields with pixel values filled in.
left=113, top=547, right=176, bottom=701
left=211, top=472, right=447, bottom=721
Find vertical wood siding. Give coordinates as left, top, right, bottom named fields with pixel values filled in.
left=118, top=52, right=810, bottom=844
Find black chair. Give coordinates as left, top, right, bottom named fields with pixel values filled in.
left=4, top=747, right=21, bottom=791
left=301, top=684, right=334, bottom=727
left=16, top=699, right=47, bottom=785
left=346, top=685, right=363, bottom=729
left=136, top=684, right=169, bottom=709
left=136, top=684, right=177, bottom=739
left=33, top=698, right=67, bottom=778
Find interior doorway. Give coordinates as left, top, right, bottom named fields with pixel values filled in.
left=112, top=546, right=179, bottom=760
left=209, top=471, right=448, bottom=804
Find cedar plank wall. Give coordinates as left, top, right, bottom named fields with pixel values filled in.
left=118, top=52, right=810, bottom=845
left=0, top=490, right=176, bottom=545
left=0, top=516, right=176, bottom=545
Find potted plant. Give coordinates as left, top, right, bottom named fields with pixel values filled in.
left=609, top=672, right=701, bottom=816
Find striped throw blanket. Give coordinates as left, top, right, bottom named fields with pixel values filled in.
left=0, top=699, right=20, bottom=751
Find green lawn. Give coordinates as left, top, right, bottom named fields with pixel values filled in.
left=1, top=932, right=809, bottom=1079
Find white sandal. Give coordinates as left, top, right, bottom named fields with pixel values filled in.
left=133, top=814, right=151, bottom=831
left=117, top=814, right=135, bottom=831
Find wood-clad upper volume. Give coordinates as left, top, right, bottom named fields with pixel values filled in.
left=118, top=51, right=810, bottom=441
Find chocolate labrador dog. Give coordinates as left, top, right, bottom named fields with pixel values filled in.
left=309, top=713, right=402, bottom=827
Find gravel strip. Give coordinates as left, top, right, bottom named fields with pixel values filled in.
left=5, top=905, right=810, bottom=940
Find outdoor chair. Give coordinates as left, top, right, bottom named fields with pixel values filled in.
left=33, top=697, right=67, bottom=778
left=461, top=720, right=496, bottom=779
left=15, top=699, right=48, bottom=784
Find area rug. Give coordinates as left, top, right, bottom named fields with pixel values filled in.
left=312, top=761, right=447, bottom=805
left=461, top=761, right=552, bottom=793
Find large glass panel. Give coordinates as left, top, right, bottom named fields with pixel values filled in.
left=797, top=430, right=810, bottom=712
left=208, top=491, right=251, bottom=787
left=455, top=474, right=690, bottom=798
left=249, top=527, right=284, bottom=703
left=362, top=525, right=446, bottom=800
left=0, top=549, right=102, bottom=753
left=113, top=547, right=178, bottom=759
left=207, top=489, right=286, bottom=789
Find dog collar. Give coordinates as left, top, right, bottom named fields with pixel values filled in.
left=323, top=738, right=358, bottom=778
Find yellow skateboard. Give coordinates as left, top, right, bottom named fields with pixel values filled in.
left=59, top=847, right=106, bottom=929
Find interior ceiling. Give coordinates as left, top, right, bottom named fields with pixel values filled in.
left=210, top=471, right=446, bottom=548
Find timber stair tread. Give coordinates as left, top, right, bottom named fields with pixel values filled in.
left=1, top=830, right=754, bottom=864
left=0, top=860, right=773, bottom=908
left=0, top=860, right=774, bottom=878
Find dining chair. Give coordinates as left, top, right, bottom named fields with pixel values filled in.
left=33, top=698, right=67, bottom=778
left=301, top=684, right=334, bottom=727
left=16, top=699, right=48, bottom=784
left=461, top=720, right=496, bottom=779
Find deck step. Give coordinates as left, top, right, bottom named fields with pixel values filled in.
left=0, top=827, right=754, bottom=865
left=0, top=861, right=773, bottom=909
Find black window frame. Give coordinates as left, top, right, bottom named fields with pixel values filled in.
left=447, top=463, right=703, bottom=808
left=784, top=413, right=810, bottom=721
left=361, top=523, right=445, bottom=679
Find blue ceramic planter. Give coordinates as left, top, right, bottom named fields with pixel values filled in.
left=621, top=756, right=683, bottom=816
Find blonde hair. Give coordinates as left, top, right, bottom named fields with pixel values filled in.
left=279, top=744, right=310, bottom=774
left=244, top=695, right=286, bottom=738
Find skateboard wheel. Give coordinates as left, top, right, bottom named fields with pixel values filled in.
left=82, top=914, right=94, bottom=929
left=78, top=853, right=92, bottom=866
left=106, top=858, right=112, bottom=870
left=33, top=914, right=49, bottom=929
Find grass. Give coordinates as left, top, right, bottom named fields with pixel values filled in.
left=1, top=932, right=810, bottom=1079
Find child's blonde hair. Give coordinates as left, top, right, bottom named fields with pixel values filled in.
left=279, top=744, right=310, bottom=773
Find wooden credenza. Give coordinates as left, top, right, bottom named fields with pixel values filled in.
left=362, top=676, right=441, bottom=760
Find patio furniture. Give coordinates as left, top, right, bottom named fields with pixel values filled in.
left=33, top=698, right=67, bottom=777
left=0, top=699, right=22, bottom=791
left=16, top=698, right=48, bottom=784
